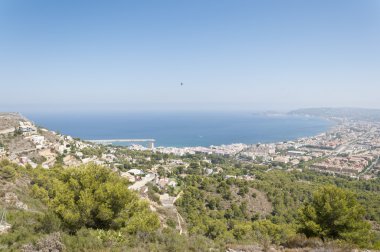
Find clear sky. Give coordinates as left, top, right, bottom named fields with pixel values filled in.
left=0, top=0, right=379, bottom=112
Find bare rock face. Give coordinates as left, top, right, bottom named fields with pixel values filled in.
left=21, top=232, right=65, bottom=252
left=3, top=192, right=28, bottom=210
left=0, top=222, right=11, bottom=234
left=0, top=113, right=24, bottom=131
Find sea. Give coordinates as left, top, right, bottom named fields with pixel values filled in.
left=25, top=112, right=333, bottom=148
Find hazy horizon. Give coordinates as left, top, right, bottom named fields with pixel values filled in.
left=4, top=103, right=380, bottom=115
left=1, top=0, right=379, bottom=112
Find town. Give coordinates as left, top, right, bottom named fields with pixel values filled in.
left=1, top=113, right=380, bottom=197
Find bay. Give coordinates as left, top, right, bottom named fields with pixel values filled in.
left=26, top=112, right=333, bottom=147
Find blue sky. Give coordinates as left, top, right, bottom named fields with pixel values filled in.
left=0, top=0, right=379, bottom=112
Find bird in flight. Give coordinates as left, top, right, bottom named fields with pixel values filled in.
left=180, top=82, right=183, bottom=86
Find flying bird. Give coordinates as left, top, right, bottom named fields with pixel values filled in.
left=180, top=82, right=183, bottom=86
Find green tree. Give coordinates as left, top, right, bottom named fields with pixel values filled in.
left=204, top=218, right=227, bottom=239
left=33, top=164, right=160, bottom=234
left=37, top=211, right=62, bottom=233
left=0, top=165, right=16, bottom=181
left=298, top=185, right=371, bottom=246
left=232, top=222, right=251, bottom=240
left=157, top=166, right=166, bottom=177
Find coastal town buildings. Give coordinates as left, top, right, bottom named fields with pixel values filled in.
left=0, top=113, right=379, bottom=182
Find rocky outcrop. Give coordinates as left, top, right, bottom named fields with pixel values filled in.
left=2, top=192, right=28, bottom=210
left=21, top=232, right=65, bottom=252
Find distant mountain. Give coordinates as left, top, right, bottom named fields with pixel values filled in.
left=289, top=107, right=380, bottom=121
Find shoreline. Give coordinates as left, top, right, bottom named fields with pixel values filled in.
left=149, top=122, right=339, bottom=156
left=2, top=111, right=378, bottom=178
left=106, top=117, right=336, bottom=150
left=26, top=112, right=333, bottom=148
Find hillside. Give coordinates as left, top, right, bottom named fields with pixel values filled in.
left=0, top=113, right=380, bottom=251
left=1, top=159, right=380, bottom=251
left=289, top=107, right=380, bottom=121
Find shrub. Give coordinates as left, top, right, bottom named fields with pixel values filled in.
left=298, top=185, right=371, bottom=247
left=33, top=164, right=160, bottom=234
left=0, top=165, right=16, bottom=181
left=37, top=211, right=62, bottom=233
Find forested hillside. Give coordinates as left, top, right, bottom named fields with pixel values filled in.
left=0, top=155, right=379, bottom=251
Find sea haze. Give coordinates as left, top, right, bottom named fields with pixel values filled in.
left=26, top=112, right=333, bottom=147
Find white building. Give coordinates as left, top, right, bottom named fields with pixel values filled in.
left=127, top=169, right=144, bottom=176
left=101, top=153, right=117, bottom=162
left=27, top=135, right=45, bottom=146
left=19, top=121, right=37, bottom=136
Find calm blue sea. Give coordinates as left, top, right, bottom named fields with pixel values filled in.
left=26, top=112, right=333, bottom=147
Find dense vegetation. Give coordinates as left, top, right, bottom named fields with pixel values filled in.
left=31, top=164, right=160, bottom=234
left=0, top=155, right=379, bottom=251
left=0, top=160, right=219, bottom=251
left=298, top=185, right=371, bottom=246
left=173, top=159, right=380, bottom=249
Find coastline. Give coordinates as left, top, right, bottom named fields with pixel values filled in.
left=26, top=112, right=333, bottom=148
left=148, top=118, right=338, bottom=156
left=1, top=111, right=378, bottom=178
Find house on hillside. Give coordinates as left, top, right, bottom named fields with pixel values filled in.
left=120, top=172, right=136, bottom=183
left=26, top=135, right=45, bottom=149
left=18, top=121, right=37, bottom=136
left=127, top=169, right=144, bottom=176
left=101, top=153, right=117, bottom=163
left=157, top=178, right=177, bottom=189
